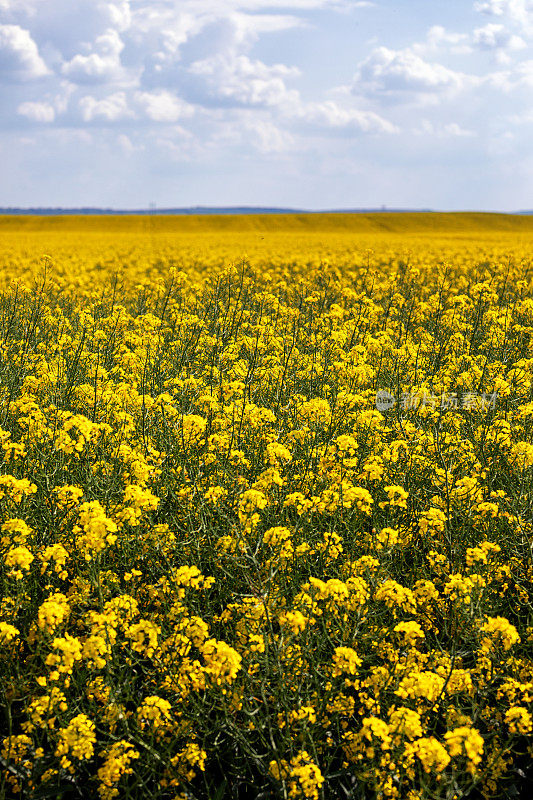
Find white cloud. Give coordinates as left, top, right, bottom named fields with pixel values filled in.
left=474, top=0, right=533, bottom=26
left=0, top=24, right=49, bottom=81
left=443, top=122, right=476, bottom=137
left=414, top=120, right=476, bottom=137
left=1, top=0, right=132, bottom=35
left=412, top=25, right=472, bottom=55
left=61, top=29, right=125, bottom=84
left=52, top=82, right=75, bottom=114
left=486, top=58, right=533, bottom=89
left=353, top=46, right=474, bottom=100
left=182, top=12, right=302, bottom=58
left=153, top=129, right=196, bottom=162
left=292, top=99, right=398, bottom=133
left=117, top=133, right=144, bottom=155
left=135, top=90, right=194, bottom=121
left=131, top=5, right=310, bottom=67
left=515, top=58, right=533, bottom=84
left=79, top=91, right=134, bottom=121
left=0, top=0, right=35, bottom=13
left=217, top=114, right=294, bottom=153
left=249, top=118, right=292, bottom=152
left=473, top=22, right=526, bottom=61
left=162, top=0, right=366, bottom=9
left=188, top=54, right=300, bottom=107
left=17, top=100, right=55, bottom=122
left=14, top=83, right=73, bottom=124
left=139, top=11, right=304, bottom=99
left=508, top=109, right=533, bottom=123
left=105, top=0, right=131, bottom=32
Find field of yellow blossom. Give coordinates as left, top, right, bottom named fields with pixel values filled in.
left=1, top=212, right=533, bottom=800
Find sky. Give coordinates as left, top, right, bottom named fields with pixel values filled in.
left=0, top=0, right=532, bottom=211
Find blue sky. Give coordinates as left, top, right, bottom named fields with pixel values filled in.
left=0, top=0, right=532, bottom=210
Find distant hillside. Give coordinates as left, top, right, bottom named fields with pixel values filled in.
left=0, top=206, right=531, bottom=216
left=0, top=206, right=306, bottom=216
left=0, top=206, right=440, bottom=216
left=2, top=212, right=533, bottom=236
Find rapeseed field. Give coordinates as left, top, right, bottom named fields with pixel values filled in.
left=1, top=213, right=533, bottom=799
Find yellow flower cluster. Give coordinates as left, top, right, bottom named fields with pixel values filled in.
left=270, top=751, right=325, bottom=800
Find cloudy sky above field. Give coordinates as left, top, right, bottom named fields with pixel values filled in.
left=0, top=0, right=532, bottom=210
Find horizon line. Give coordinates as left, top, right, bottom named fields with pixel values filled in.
left=0, top=206, right=532, bottom=215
